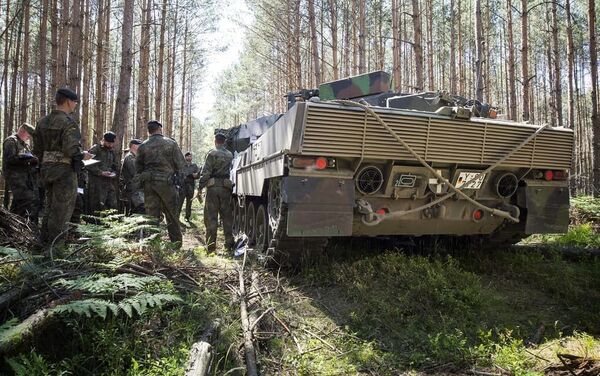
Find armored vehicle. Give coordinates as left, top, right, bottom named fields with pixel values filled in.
left=221, top=71, right=573, bottom=254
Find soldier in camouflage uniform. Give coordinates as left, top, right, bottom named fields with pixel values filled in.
left=179, top=152, right=200, bottom=221
left=136, top=120, right=185, bottom=244
left=120, top=139, right=144, bottom=215
left=87, top=131, right=118, bottom=213
left=33, top=88, right=84, bottom=243
left=198, top=133, right=234, bottom=252
left=2, top=123, right=39, bottom=222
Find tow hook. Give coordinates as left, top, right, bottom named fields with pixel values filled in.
left=356, top=199, right=384, bottom=226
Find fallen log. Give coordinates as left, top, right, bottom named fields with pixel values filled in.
left=184, top=319, right=221, bottom=376
left=238, top=259, right=258, bottom=376
left=0, top=308, right=55, bottom=354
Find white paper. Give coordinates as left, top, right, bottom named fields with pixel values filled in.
left=77, top=188, right=84, bottom=194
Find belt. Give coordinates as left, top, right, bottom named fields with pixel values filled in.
left=42, top=151, right=71, bottom=164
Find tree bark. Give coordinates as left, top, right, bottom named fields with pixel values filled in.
left=566, top=0, right=575, bottom=129
left=68, top=0, right=82, bottom=95
left=507, top=0, right=517, bottom=120
left=93, top=0, right=105, bottom=143
left=358, top=0, right=366, bottom=74
left=179, top=20, right=188, bottom=148
left=307, top=0, right=320, bottom=86
left=521, top=0, right=530, bottom=121
left=329, top=0, right=338, bottom=80
left=392, top=0, right=401, bottom=91
left=155, top=0, right=168, bottom=120
left=474, top=0, right=484, bottom=102
left=57, top=0, right=69, bottom=88
left=412, top=0, right=423, bottom=91
left=136, top=0, right=151, bottom=138
left=39, top=0, right=49, bottom=117
left=19, top=1, right=30, bottom=125
left=589, top=0, right=600, bottom=195
left=111, top=0, right=134, bottom=154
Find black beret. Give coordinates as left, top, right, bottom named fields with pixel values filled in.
left=129, top=139, right=143, bottom=146
left=185, top=152, right=192, bottom=156
left=103, top=131, right=116, bottom=142
left=147, top=120, right=163, bottom=128
left=56, top=88, right=78, bottom=101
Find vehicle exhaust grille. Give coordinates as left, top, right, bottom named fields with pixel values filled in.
left=300, top=104, right=573, bottom=170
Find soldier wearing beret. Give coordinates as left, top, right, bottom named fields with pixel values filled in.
left=2, top=123, right=40, bottom=222
left=179, top=152, right=201, bottom=222
left=136, top=120, right=186, bottom=245
left=33, top=88, right=84, bottom=243
left=120, top=138, right=144, bottom=215
left=197, top=132, right=234, bottom=253
left=87, top=131, right=119, bottom=214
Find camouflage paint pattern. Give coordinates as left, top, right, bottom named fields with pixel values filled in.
left=2, top=134, right=39, bottom=221
left=318, top=71, right=391, bottom=100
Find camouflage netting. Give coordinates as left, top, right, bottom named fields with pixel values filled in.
left=0, top=207, right=38, bottom=249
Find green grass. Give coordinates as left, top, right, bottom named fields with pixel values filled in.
left=259, top=247, right=600, bottom=375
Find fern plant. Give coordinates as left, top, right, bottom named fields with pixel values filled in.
left=54, top=273, right=162, bottom=294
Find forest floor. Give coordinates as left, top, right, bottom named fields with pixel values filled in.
left=1, top=198, right=599, bottom=375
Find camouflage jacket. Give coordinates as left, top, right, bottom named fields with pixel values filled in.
left=120, top=152, right=139, bottom=193
left=135, top=134, right=185, bottom=182
left=33, top=109, right=83, bottom=166
left=2, top=134, right=35, bottom=179
left=182, top=162, right=200, bottom=187
left=87, top=144, right=118, bottom=177
left=198, top=146, right=233, bottom=189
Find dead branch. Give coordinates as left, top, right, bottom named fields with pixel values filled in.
left=184, top=319, right=221, bottom=376
left=0, top=307, right=56, bottom=354
left=238, top=259, right=259, bottom=376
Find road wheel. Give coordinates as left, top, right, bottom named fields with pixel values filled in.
left=246, top=201, right=256, bottom=245
left=255, top=204, right=269, bottom=251
left=232, top=199, right=241, bottom=237
left=268, top=178, right=286, bottom=242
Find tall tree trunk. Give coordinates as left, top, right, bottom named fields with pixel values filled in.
left=93, top=0, right=105, bottom=142
left=111, top=0, right=134, bottom=154
left=329, top=0, right=338, bottom=80
left=39, top=0, right=48, bottom=117
left=294, top=0, right=302, bottom=88
left=426, top=0, right=434, bottom=90
left=507, top=0, right=517, bottom=120
left=358, top=0, right=366, bottom=73
left=449, top=0, right=456, bottom=93
left=136, top=0, right=151, bottom=137
left=474, top=0, right=484, bottom=102
left=57, top=0, right=69, bottom=88
left=589, top=0, right=600, bottom=194
left=307, top=0, right=320, bottom=86
left=566, top=0, right=575, bottom=129
left=521, top=0, right=530, bottom=121
left=551, top=0, right=562, bottom=128
left=392, top=0, right=401, bottom=91
left=167, top=0, right=179, bottom=137
left=179, top=20, right=188, bottom=147
left=19, top=1, right=30, bottom=124
left=68, top=0, right=82, bottom=95
left=412, top=0, right=423, bottom=91
left=9, top=9, right=23, bottom=133
left=102, top=0, right=110, bottom=129
left=155, top=0, right=167, bottom=120
left=50, top=0, right=58, bottom=95
left=81, top=0, right=90, bottom=147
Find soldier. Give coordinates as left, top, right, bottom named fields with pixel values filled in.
left=120, top=139, right=144, bottom=215
left=2, top=123, right=39, bottom=222
left=136, top=120, right=185, bottom=244
left=198, top=133, right=234, bottom=253
left=179, top=152, right=200, bottom=222
left=87, top=131, right=118, bottom=214
left=33, top=88, right=84, bottom=243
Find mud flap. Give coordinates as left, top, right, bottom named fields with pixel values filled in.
left=283, top=176, right=354, bottom=237
left=518, top=183, right=569, bottom=234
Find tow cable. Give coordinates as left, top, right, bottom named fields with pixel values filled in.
left=332, top=99, right=550, bottom=226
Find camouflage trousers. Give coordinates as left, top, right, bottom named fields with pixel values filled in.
left=204, top=186, right=234, bottom=252
left=7, top=174, right=39, bottom=222
left=40, top=165, right=77, bottom=243
left=144, top=181, right=182, bottom=243
left=88, top=176, right=118, bottom=214
left=179, top=183, right=195, bottom=220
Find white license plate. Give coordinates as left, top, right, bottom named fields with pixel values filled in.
left=455, top=172, right=486, bottom=189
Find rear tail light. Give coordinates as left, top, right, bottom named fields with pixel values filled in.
left=553, top=170, right=568, bottom=180
left=291, top=157, right=335, bottom=169
left=544, top=170, right=554, bottom=181
left=472, top=209, right=484, bottom=221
